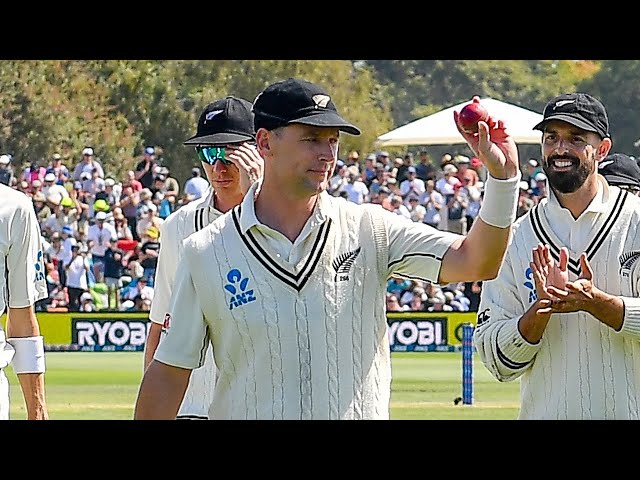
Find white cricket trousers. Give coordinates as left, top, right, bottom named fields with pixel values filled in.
left=0, top=369, right=8, bottom=420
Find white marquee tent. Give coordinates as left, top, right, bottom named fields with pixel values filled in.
left=376, top=98, right=544, bottom=147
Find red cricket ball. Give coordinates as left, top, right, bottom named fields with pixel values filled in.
left=458, top=101, right=489, bottom=134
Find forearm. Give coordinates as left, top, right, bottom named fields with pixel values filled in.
left=144, top=323, right=162, bottom=370
left=517, top=298, right=552, bottom=344
left=586, top=289, right=624, bottom=331
left=134, top=360, right=191, bottom=420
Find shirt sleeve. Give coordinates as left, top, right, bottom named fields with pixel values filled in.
left=153, top=257, right=208, bottom=370
left=7, top=201, right=48, bottom=308
left=473, top=250, right=541, bottom=382
left=148, top=216, right=180, bottom=324
left=384, top=207, right=460, bottom=284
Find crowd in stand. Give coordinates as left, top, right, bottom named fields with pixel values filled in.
left=0, top=146, right=548, bottom=313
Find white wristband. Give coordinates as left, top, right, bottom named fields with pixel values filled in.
left=8, top=336, right=46, bottom=374
left=478, top=173, right=521, bottom=228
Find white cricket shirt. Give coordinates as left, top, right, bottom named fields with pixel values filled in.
left=155, top=181, right=459, bottom=419
left=475, top=177, right=640, bottom=419
left=0, top=185, right=48, bottom=369
left=150, top=187, right=219, bottom=418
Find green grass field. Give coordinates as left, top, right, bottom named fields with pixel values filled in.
left=6, top=351, right=521, bottom=420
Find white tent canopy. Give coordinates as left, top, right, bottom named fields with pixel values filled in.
left=376, top=98, right=544, bottom=147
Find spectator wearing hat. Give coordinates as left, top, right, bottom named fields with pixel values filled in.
left=598, top=152, right=640, bottom=196
left=390, top=195, right=411, bottom=219
left=32, top=191, right=51, bottom=224
left=158, top=166, right=180, bottom=206
left=47, top=153, right=70, bottom=186
left=531, top=171, right=548, bottom=202
left=454, top=155, right=480, bottom=187
left=362, top=154, right=377, bottom=186
left=517, top=180, right=535, bottom=218
left=526, top=158, right=543, bottom=189
left=183, top=167, right=209, bottom=200
left=346, top=150, right=360, bottom=167
left=395, top=153, right=415, bottom=185
left=64, top=243, right=90, bottom=312
left=43, top=195, right=80, bottom=235
left=0, top=154, right=14, bottom=186
left=22, top=159, right=46, bottom=186
left=135, top=146, right=158, bottom=190
left=96, top=178, right=118, bottom=206
left=42, top=171, right=69, bottom=201
left=399, top=166, right=426, bottom=203
left=138, top=226, right=160, bottom=285
left=29, top=178, right=44, bottom=198
left=135, top=201, right=164, bottom=241
left=445, top=182, right=469, bottom=235
left=72, top=147, right=104, bottom=182
left=87, top=210, right=117, bottom=282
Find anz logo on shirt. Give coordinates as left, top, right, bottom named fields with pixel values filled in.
left=224, top=268, right=256, bottom=311
left=34, top=250, right=45, bottom=283
left=523, top=267, right=537, bottom=304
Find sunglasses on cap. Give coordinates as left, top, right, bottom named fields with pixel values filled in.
left=195, top=146, right=232, bottom=166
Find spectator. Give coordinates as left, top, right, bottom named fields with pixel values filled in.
left=328, top=160, right=349, bottom=197
left=407, top=195, right=426, bottom=223
left=72, top=147, right=104, bottom=182
left=183, top=167, right=209, bottom=200
left=97, top=178, right=118, bottom=206
left=103, top=240, right=125, bottom=310
left=531, top=172, right=548, bottom=202
left=22, top=159, right=46, bottom=185
left=516, top=181, right=535, bottom=218
left=87, top=211, right=117, bottom=281
left=119, top=183, right=140, bottom=241
left=42, top=172, right=69, bottom=200
left=526, top=158, right=543, bottom=189
left=454, top=155, right=480, bottom=186
left=43, top=196, right=79, bottom=235
left=395, top=153, right=415, bottom=184
left=0, top=154, right=15, bottom=186
left=32, top=192, right=51, bottom=224
left=64, top=244, right=90, bottom=312
left=399, top=166, right=426, bottom=201
left=445, top=184, right=469, bottom=235
left=124, top=276, right=154, bottom=305
left=79, top=291, right=95, bottom=312
left=343, top=168, right=369, bottom=205
left=420, top=179, right=444, bottom=229
left=138, top=226, right=160, bottom=285
left=415, top=150, right=437, bottom=182
left=126, top=170, right=143, bottom=192
left=345, top=150, right=360, bottom=167
left=47, top=153, right=70, bottom=186
left=134, top=146, right=158, bottom=189
left=135, top=201, right=163, bottom=241
left=385, top=294, right=404, bottom=312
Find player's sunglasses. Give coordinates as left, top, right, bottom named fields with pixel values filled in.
left=195, top=146, right=232, bottom=166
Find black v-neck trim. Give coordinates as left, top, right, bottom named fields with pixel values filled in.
left=231, top=205, right=333, bottom=292
left=530, top=189, right=628, bottom=276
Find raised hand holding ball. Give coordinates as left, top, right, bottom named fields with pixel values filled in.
left=458, top=98, right=489, bottom=134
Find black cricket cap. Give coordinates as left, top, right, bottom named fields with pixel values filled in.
left=533, top=93, right=610, bottom=139
left=252, top=78, right=361, bottom=136
left=184, top=96, right=255, bottom=146
left=598, top=153, right=640, bottom=189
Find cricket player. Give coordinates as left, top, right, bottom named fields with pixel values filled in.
left=145, top=96, right=263, bottom=419
left=474, top=93, right=640, bottom=419
left=0, top=183, right=49, bottom=420
left=135, top=79, right=521, bottom=420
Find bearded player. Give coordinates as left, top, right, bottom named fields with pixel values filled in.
left=144, top=96, right=263, bottom=419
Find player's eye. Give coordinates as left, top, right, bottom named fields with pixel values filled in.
left=195, top=147, right=232, bottom=166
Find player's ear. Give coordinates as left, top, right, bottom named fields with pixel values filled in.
left=255, top=128, right=273, bottom=158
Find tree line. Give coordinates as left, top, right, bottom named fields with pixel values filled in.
left=0, top=60, right=635, bottom=185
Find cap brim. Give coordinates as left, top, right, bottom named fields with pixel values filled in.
left=533, top=115, right=600, bottom=135
left=291, top=112, right=361, bottom=136
left=183, top=133, right=255, bottom=146
left=601, top=173, right=640, bottom=188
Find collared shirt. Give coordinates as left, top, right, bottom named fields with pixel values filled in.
left=475, top=176, right=640, bottom=419
left=156, top=181, right=460, bottom=419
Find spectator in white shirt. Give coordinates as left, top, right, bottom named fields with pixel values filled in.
left=87, top=211, right=117, bottom=281
left=42, top=172, right=69, bottom=200
left=420, top=179, right=445, bottom=229
left=400, top=166, right=426, bottom=201
left=343, top=170, right=369, bottom=204
left=65, top=244, right=90, bottom=311
left=183, top=167, right=209, bottom=200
